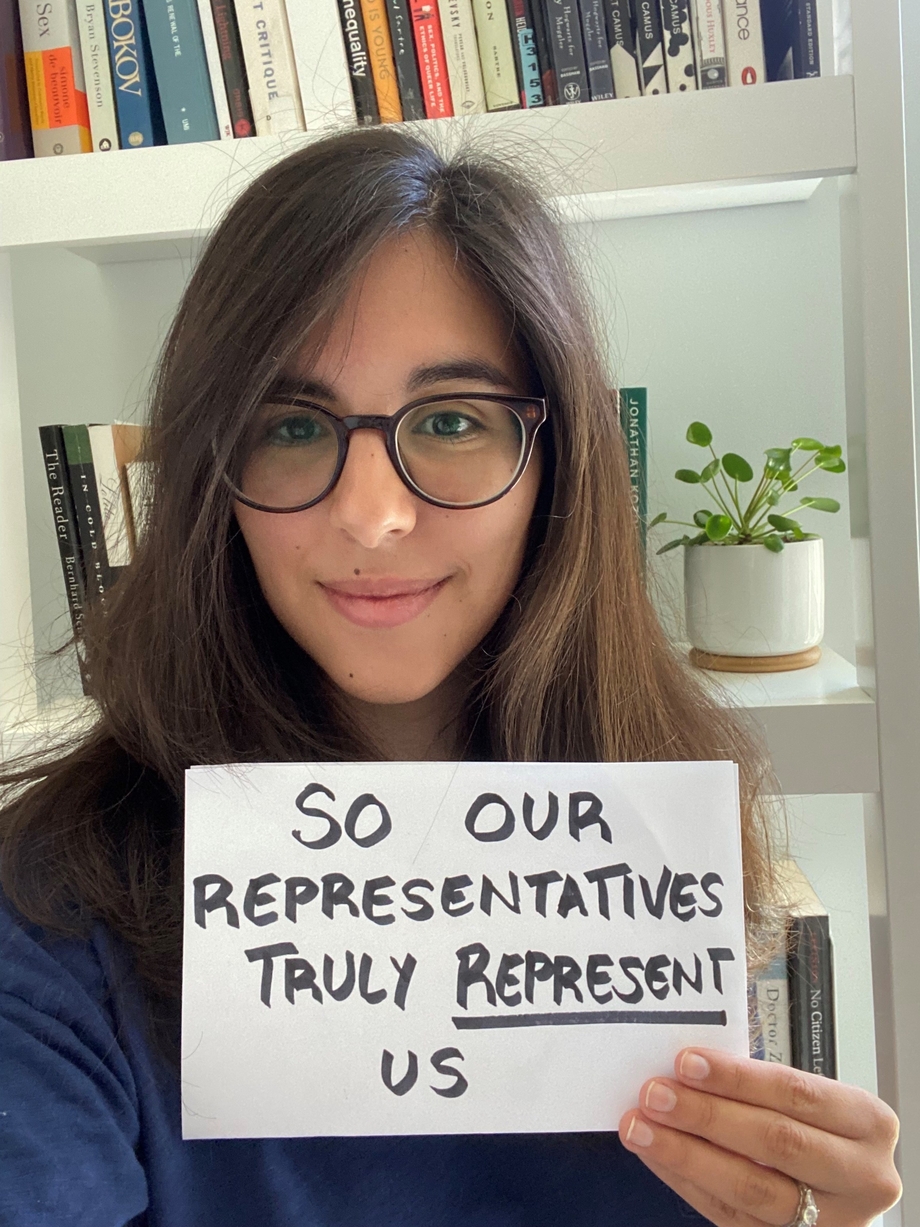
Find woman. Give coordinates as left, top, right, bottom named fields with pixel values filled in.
left=0, top=126, right=900, bottom=1226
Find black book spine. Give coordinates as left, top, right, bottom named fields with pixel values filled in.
left=385, top=0, right=426, bottom=119
left=792, top=0, right=820, bottom=77
left=0, top=0, right=33, bottom=159
left=38, top=426, right=86, bottom=643
left=630, top=0, right=666, bottom=94
left=577, top=0, right=614, bottom=98
left=336, top=0, right=380, bottom=124
left=506, top=0, right=545, bottom=107
left=62, top=425, right=111, bottom=607
left=541, top=0, right=589, bottom=103
left=529, top=0, right=558, bottom=102
left=788, top=915, right=837, bottom=1080
left=210, top=0, right=256, bottom=137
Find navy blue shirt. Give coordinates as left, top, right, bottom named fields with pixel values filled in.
left=0, top=896, right=709, bottom=1226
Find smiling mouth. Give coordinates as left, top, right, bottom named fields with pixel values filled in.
left=319, top=578, right=450, bottom=629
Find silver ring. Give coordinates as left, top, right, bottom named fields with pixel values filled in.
left=784, top=1182, right=819, bottom=1227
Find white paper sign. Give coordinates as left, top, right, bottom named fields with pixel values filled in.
left=182, top=760, right=748, bottom=1139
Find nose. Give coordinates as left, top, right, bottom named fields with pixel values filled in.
left=325, top=428, right=417, bottom=547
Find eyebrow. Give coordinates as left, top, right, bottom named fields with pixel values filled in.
left=270, top=357, right=519, bottom=402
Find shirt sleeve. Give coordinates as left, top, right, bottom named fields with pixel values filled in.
left=0, top=899, right=149, bottom=1227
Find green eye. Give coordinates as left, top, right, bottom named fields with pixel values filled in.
left=265, top=415, right=327, bottom=446
left=413, top=411, right=480, bottom=440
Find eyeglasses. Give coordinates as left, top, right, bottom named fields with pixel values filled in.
left=224, top=391, right=548, bottom=513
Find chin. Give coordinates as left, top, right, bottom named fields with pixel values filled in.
left=328, top=664, right=452, bottom=706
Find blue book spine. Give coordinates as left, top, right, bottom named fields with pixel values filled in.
left=104, top=0, right=165, bottom=147
left=141, top=0, right=219, bottom=142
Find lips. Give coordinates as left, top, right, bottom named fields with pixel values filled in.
left=319, top=577, right=449, bottom=629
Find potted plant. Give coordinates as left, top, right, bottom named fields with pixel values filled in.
left=651, top=423, right=846, bottom=672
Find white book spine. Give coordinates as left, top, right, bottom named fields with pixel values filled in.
left=285, top=0, right=356, bottom=130
left=197, top=0, right=235, bottom=138
left=234, top=0, right=306, bottom=134
left=660, top=0, right=697, bottom=92
left=690, top=0, right=726, bottom=87
left=469, top=0, right=518, bottom=111
left=756, top=958, right=792, bottom=1066
left=721, top=0, right=764, bottom=85
left=75, top=1, right=119, bottom=149
left=87, top=425, right=133, bottom=569
left=438, top=0, right=486, bottom=113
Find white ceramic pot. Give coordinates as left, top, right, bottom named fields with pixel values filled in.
left=684, top=537, right=824, bottom=657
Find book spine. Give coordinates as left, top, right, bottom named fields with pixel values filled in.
left=234, top=0, right=305, bottom=134
left=437, top=0, right=486, bottom=113
left=286, top=0, right=357, bottom=127
left=506, top=0, right=543, bottom=107
left=630, top=0, right=666, bottom=93
left=209, top=0, right=254, bottom=135
left=659, top=0, right=696, bottom=91
left=19, top=0, right=93, bottom=155
left=408, top=0, right=452, bottom=117
left=87, top=424, right=133, bottom=573
left=141, top=0, right=219, bottom=142
left=792, top=0, right=819, bottom=77
left=721, top=0, right=763, bottom=84
left=528, top=0, right=555, bottom=102
left=689, top=0, right=724, bottom=86
left=38, top=425, right=86, bottom=643
left=75, top=0, right=119, bottom=147
left=335, top=0, right=378, bottom=122
left=577, top=0, right=613, bottom=99
left=385, top=0, right=425, bottom=119
left=62, top=423, right=110, bottom=604
left=617, top=386, right=647, bottom=548
left=103, top=0, right=164, bottom=148
left=196, top=0, right=233, bottom=135
left=469, top=0, right=518, bottom=110
left=359, top=0, right=402, bottom=120
left=0, top=0, right=35, bottom=157
left=541, top=0, right=588, bottom=103
left=788, top=914, right=837, bottom=1079
left=603, top=0, right=640, bottom=98
left=754, top=953, right=792, bottom=1066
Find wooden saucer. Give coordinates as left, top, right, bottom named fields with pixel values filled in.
left=689, top=646, right=822, bottom=674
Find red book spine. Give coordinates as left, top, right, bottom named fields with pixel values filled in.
left=408, top=0, right=453, bottom=118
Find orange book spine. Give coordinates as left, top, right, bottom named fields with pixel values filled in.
left=359, top=0, right=403, bottom=122
left=19, top=0, right=91, bottom=155
left=408, top=0, right=453, bottom=117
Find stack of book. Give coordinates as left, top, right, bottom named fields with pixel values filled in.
left=751, top=859, right=837, bottom=1078
left=0, top=0, right=823, bottom=160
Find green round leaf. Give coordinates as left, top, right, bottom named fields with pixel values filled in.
left=791, top=437, right=824, bottom=451
left=705, top=514, right=732, bottom=541
left=800, top=497, right=840, bottom=513
left=763, top=534, right=784, bottom=553
left=821, top=444, right=842, bottom=458
left=700, top=458, right=721, bottom=483
left=722, top=453, right=754, bottom=482
left=693, top=509, right=713, bottom=528
left=686, top=422, right=713, bottom=447
left=767, top=514, right=802, bottom=533
left=648, top=511, right=668, bottom=528
left=816, top=455, right=846, bottom=473
left=765, top=447, right=792, bottom=461
left=675, top=469, right=702, bottom=484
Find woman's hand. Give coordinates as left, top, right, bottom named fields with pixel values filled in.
left=619, top=1048, right=901, bottom=1225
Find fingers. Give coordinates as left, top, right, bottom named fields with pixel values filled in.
left=674, top=1048, right=899, bottom=1145
left=633, top=1153, right=787, bottom=1227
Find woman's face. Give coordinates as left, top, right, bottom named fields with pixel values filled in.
left=234, top=231, right=542, bottom=705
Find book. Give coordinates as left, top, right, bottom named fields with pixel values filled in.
left=528, top=0, right=555, bottom=102
left=780, top=860, right=838, bottom=1080
left=722, top=0, right=764, bottom=84
left=542, top=0, right=589, bottom=104
left=617, top=386, right=647, bottom=546
left=141, top=0, right=219, bottom=142
left=0, top=0, right=34, bottom=157
left=196, top=0, right=234, bottom=136
left=408, top=0, right=452, bottom=117
left=61, top=423, right=109, bottom=604
left=335, top=0, right=378, bottom=122
left=209, top=0, right=254, bottom=136
left=577, top=0, right=613, bottom=99
left=19, top=0, right=92, bottom=155
left=437, top=0, right=486, bottom=113
left=87, top=423, right=141, bottom=579
left=102, top=0, right=165, bottom=147
left=286, top=0, right=358, bottom=128
left=762, top=0, right=819, bottom=81
left=75, top=0, right=119, bottom=148
left=754, top=951, right=793, bottom=1065
left=385, top=0, right=426, bottom=119
left=631, top=0, right=666, bottom=95
left=38, top=425, right=86, bottom=645
left=689, top=0, right=725, bottom=86
left=602, top=0, right=641, bottom=98
left=234, top=0, right=305, bottom=134
left=794, top=0, right=819, bottom=77
left=360, top=0, right=402, bottom=120
left=659, top=0, right=696, bottom=92
left=469, top=0, right=519, bottom=111
left=506, top=0, right=544, bottom=107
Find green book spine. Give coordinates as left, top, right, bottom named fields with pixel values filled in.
left=141, top=0, right=219, bottom=143
left=617, top=386, right=647, bottom=547
left=62, top=423, right=110, bottom=605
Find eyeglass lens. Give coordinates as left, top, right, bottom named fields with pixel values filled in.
left=234, top=398, right=528, bottom=510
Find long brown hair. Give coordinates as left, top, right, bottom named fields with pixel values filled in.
left=0, top=125, right=779, bottom=1051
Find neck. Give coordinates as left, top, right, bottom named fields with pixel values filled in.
left=337, top=671, right=471, bottom=761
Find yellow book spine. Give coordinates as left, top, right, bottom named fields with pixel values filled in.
left=359, top=0, right=403, bottom=123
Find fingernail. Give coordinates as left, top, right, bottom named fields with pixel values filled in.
left=679, top=1051, right=711, bottom=1081
left=645, top=1080, right=677, bottom=1112
left=625, top=1117, right=655, bottom=1148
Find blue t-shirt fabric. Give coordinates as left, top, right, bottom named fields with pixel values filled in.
left=0, top=895, right=711, bottom=1227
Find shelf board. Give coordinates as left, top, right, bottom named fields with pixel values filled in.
left=0, top=76, right=856, bottom=258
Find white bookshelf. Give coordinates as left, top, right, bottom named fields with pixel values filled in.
left=1, top=1, right=918, bottom=1210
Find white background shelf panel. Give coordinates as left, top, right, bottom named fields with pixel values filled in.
left=0, top=76, right=856, bottom=254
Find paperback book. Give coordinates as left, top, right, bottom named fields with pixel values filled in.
left=782, top=861, right=837, bottom=1079
left=409, top=0, right=453, bottom=117
left=603, top=0, right=641, bottom=99
left=209, top=0, right=254, bottom=136
left=76, top=0, right=120, bottom=149
left=762, top=0, right=820, bottom=81
left=577, top=0, right=613, bottom=100
left=235, top=0, right=305, bottom=133
left=659, top=0, right=697, bottom=92
left=722, top=0, right=764, bottom=85
left=385, top=0, right=426, bottom=119
left=689, top=0, right=725, bottom=87
left=437, top=0, right=487, bottom=113
left=631, top=0, right=667, bottom=95
left=19, top=0, right=92, bottom=155
left=617, top=386, right=647, bottom=545
left=507, top=0, right=545, bottom=107
left=542, top=0, right=589, bottom=104
left=470, top=0, right=519, bottom=111
left=102, top=0, right=165, bottom=148
left=361, top=0, right=403, bottom=121
left=38, top=425, right=86, bottom=645
left=0, top=0, right=34, bottom=157
left=195, top=0, right=234, bottom=138
left=141, top=0, right=219, bottom=143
